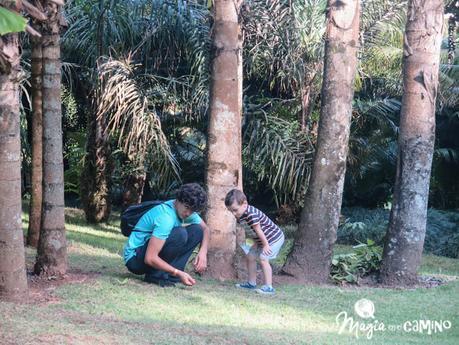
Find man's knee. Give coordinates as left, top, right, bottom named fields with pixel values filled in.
left=168, top=227, right=188, bottom=246
left=186, top=224, right=203, bottom=243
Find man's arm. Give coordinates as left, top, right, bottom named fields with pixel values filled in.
left=144, top=236, right=196, bottom=286
left=193, top=219, right=210, bottom=273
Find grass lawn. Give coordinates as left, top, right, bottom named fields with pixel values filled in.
left=1, top=207, right=458, bottom=345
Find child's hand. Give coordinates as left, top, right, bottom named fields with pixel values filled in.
left=262, top=244, right=272, bottom=256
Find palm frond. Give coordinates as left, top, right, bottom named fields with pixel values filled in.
left=242, top=0, right=326, bottom=96
left=63, top=0, right=145, bottom=67
left=435, top=148, right=459, bottom=164
left=243, top=107, right=315, bottom=205
left=96, top=56, right=180, bottom=187
left=361, top=0, right=407, bottom=45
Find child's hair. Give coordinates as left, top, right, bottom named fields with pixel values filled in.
left=176, top=183, right=207, bottom=212
left=225, top=189, right=247, bottom=207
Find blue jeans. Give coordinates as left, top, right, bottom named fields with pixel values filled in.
left=125, top=224, right=203, bottom=280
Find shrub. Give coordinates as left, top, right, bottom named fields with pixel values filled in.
left=330, top=239, right=382, bottom=284
left=337, top=207, right=459, bottom=258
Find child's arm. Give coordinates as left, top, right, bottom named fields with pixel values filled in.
left=251, top=223, right=272, bottom=256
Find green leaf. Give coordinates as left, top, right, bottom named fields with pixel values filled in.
left=345, top=274, right=357, bottom=283
left=0, top=7, right=27, bottom=35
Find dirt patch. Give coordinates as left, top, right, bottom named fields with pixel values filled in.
left=34, top=333, right=121, bottom=345
left=25, top=269, right=100, bottom=305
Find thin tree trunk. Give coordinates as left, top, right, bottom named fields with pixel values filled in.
left=380, top=0, right=443, bottom=286
left=27, top=36, right=43, bottom=248
left=205, top=0, right=243, bottom=280
left=0, top=33, right=28, bottom=300
left=122, top=172, right=146, bottom=210
left=299, top=84, right=310, bottom=132
left=80, top=100, right=112, bottom=222
left=35, top=3, right=67, bottom=276
left=282, top=0, right=360, bottom=283
left=446, top=9, right=456, bottom=65
left=80, top=0, right=112, bottom=223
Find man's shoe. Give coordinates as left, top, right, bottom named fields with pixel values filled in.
left=235, top=282, right=257, bottom=290
left=255, top=285, right=275, bottom=295
left=144, top=275, right=176, bottom=287
left=168, top=275, right=180, bottom=283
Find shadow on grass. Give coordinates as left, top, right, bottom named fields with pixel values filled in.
left=66, top=230, right=125, bottom=256
left=65, top=212, right=122, bottom=235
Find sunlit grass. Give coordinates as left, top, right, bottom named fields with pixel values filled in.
left=3, top=205, right=458, bottom=344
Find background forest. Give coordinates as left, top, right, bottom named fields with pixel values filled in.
left=16, top=1, right=458, bottom=205
left=16, top=0, right=458, bottom=254
left=1, top=0, right=459, bottom=343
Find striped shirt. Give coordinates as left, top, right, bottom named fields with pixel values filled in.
left=238, top=205, right=284, bottom=245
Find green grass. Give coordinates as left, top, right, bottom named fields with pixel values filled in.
left=1, top=207, right=458, bottom=344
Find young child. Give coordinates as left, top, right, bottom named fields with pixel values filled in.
left=225, top=189, right=285, bottom=295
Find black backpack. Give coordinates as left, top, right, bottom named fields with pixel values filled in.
left=120, top=200, right=164, bottom=237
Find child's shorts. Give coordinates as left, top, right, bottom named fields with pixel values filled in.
left=243, top=234, right=285, bottom=261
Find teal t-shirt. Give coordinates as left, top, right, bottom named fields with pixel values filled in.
left=123, top=199, right=202, bottom=263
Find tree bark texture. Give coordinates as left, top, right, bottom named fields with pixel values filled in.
left=205, top=0, right=243, bottom=280
left=80, top=100, right=112, bottom=222
left=0, top=33, right=29, bottom=300
left=121, top=172, right=146, bottom=210
left=27, top=36, right=43, bottom=248
left=35, top=3, right=67, bottom=276
left=282, top=0, right=360, bottom=283
left=380, top=0, right=443, bottom=286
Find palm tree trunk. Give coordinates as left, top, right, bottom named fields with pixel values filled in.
left=380, top=0, right=443, bottom=286
left=80, top=99, right=112, bottom=222
left=282, top=0, right=360, bottom=283
left=35, top=3, right=67, bottom=276
left=299, top=83, right=311, bottom=131
left=205, top=0, right=243, bottom=280
left=0, top=33, right=28, bottom=300
left=122, top=172, right=146, bottom=210
left=80, top=0, right=113, bottom=222
left=27, top=36, right=43, bottom=248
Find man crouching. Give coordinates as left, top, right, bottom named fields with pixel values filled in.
left=124, top=183, right=209, bottom=287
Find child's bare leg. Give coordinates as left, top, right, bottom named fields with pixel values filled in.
left=247, top=254, right=257, bottom=285
left=259, top=258, right=272, bottom=286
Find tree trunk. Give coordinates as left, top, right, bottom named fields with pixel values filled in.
left=80, top=0, right=113, bottom=222
left=380, top=0, right=443, bottom=286
left=0, top=33, right=28, bottom=300
left=298, top=67, right=320, bottom=132
left=27, top=36, right=43, bottom=248
left=282, top=0, right=360, bottom=283
left=80, top=102, right=112, bottom=223
left=121, top=172, right=147, bottom=210
left=205, top=0, right=243, bottom=280
left=35, top=3, right=67, bottom=276
left=299, top=83, right=311, bottom=132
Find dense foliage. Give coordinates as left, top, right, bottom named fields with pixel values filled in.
left=16, top=0, right=459, bottom=238
left=338, top=207, right=459, bottom=258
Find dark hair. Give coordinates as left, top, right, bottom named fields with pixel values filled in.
left=224, top=189, right=247, bottom=207
left=176, top=183, right=207, bottom=212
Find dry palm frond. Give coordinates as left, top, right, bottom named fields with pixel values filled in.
left=96, top=56, right=180, bottom=184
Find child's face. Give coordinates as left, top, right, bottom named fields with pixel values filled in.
left=227, top=200, right=247, bottom=219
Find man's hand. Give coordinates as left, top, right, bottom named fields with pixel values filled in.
left=177, top=271, right=196, bottom=286
left=262, top=244, right=272, bottom=256
left=193, top=251, right=207, bottom=273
